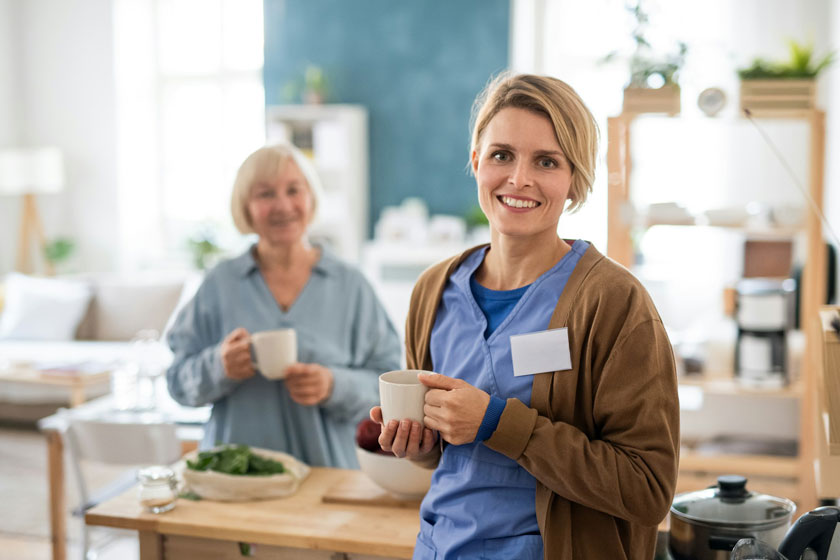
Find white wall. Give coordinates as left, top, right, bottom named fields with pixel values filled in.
left=0, top=0, right=118, bottom=274
left=0, top=0, right=21, bottom=270
left=0, top=0, right=19, bottom=145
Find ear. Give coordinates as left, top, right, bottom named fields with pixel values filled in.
left=470, top=149, right=479, bottom=175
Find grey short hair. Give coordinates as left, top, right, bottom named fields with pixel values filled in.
left=230, top=143, right=325, bottom=234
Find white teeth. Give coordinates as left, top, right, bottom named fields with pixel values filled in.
left=501, top=196, right=537, bottom=209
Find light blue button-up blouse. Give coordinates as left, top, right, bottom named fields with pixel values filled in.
left=166, top=245, right=401, bottom=469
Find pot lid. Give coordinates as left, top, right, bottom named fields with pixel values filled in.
left=671, top=475, right=795, bottom=528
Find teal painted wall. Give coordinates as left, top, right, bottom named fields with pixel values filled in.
left=263, top=0, right=509, bottom=235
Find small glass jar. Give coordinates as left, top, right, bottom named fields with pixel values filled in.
left=137, top=466, right=178, bottom=513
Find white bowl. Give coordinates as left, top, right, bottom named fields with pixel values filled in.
left=181, top=447, right=311, bottom=502
left=355, top=447, right=433, bottom=500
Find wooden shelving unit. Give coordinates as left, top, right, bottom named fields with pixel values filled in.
left=607, top=109, right=827, bottom=511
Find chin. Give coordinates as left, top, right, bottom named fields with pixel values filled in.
left=262, top=233, right=305, bottom=247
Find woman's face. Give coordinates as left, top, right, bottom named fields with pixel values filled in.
left=472, top=107, right=573, bottom=240
left=247, top=158, right=314, bottom=247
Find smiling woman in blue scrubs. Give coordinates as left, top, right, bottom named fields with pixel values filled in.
left=370, top=75, right=680, bottom=559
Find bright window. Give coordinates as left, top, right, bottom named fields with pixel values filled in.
left=114, top=0, right=264, bottom=269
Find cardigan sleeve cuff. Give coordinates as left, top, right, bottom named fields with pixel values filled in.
left=484, top=398, right=539, bottom=459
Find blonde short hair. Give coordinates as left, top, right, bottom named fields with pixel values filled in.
left=470, top=73, right=599, bottom=212
left=230, top=143, right=325, bottom=234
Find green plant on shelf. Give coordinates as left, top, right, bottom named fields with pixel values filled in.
left=281, top=64, right=330, bottom=104
left=601, top=0, right=688, bottom=89
left=738, top=39, right=835, bottom=79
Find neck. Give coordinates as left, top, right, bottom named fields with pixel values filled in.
left=254, top=239, right=315, bottom=271
left=476, top=229, right=571, bottom=290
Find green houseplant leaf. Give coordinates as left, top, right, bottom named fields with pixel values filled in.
left=43, top=238, right=75, bottom=265
left=738, top=38, right=835, bottom=79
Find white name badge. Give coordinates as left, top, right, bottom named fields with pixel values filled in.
left=510, top=328, right=572, bottom=377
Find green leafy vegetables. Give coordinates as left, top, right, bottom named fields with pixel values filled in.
left=186, top=445, right=285, bottom=476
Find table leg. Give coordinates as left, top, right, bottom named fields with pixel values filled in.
left=139, top=531, right=164, bottom=560
left=46, top=430, right=66, bottom=560
left=69, top=384, right=85, bottom=408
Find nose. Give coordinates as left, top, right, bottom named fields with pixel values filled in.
left=270, top=192, right=295, bottom=213
left=508, top=160, right=533, bottom=189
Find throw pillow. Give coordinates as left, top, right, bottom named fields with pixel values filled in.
left=88, top=277, right=185, bottom=341
left=0, top=273, right=93, bottom=341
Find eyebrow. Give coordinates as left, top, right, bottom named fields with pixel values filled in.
left=488, top=143, right=567, bottom=159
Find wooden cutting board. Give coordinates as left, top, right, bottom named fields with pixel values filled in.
left=321, top=469, right=423, bottom=509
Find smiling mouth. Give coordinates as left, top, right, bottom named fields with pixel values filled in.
left=499, top=195, right=540, bottom=209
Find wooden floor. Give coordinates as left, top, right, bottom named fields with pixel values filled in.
left=0, top=423, right=139, bottom=560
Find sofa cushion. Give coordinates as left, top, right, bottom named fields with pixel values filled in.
left=0, top=273, right=93, bottom=341
left=77, top=277, right=185, bottom=342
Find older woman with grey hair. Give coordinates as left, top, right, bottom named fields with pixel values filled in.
left=167, top=143, right=401, bottom=468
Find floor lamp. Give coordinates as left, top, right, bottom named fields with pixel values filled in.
left=0, top=148, right=65, bottom=275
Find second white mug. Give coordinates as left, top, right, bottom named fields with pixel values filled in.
left=251, top=329, right=297, bottom=380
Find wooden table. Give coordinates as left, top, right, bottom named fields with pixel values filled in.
left=86, top=467, right=420, bottom=560
left=38, top=393, right=210, bottom=560
left=0, top=364, right=109, bottom=407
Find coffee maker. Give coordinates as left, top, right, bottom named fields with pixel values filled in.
left=734, top=278, right=796, bottom=387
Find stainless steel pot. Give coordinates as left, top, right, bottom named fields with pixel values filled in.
left=669, top=475, right=796, bottom=560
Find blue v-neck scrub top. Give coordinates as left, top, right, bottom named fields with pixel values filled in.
left=166, top=246, right=401, bottom=469
left=414, top=240, right=588, bottom=560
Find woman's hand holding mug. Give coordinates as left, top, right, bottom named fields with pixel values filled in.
left=221, top=327, right=256, bottom=380
left=370, top=405, right=438, bottom=459
left=419, top=372, right=490, bottom=445
left=284, top=363, right=334, bottom=405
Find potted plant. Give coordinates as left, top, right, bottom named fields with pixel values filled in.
left=43, top=237, right=76, bottom=275
left=187, top=226, right=222, bottom=271
left=604, top=0, right=688, bottom=115
left=282, top=64, right=330, bottom=105
left=738, top=39, right=835, bottom=112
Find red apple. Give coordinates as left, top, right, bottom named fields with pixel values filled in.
left=355, top=418, right=382, bottom=452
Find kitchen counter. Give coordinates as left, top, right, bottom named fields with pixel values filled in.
left=86, top=467, right=420, bottom=559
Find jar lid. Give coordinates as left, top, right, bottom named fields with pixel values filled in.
left=137, top=465, right=175, bottom=483
left=670, top=475, right=795, bottom=529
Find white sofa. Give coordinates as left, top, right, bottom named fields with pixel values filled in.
left=0, top=272, right=198, bottom=421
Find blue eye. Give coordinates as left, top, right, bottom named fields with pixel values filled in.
left=492, top=151, right=511, bottom=162
left=538, top=158, right=557, bottom=169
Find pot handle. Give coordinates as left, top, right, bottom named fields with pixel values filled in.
left=709, top=535, right=746, bottom=551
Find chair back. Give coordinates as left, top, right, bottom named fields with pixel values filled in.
left=66, top=418, right=181, bottom=466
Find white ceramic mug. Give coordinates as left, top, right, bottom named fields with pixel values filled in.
left=251, top=329, right=297, bottom=380
left=379, top=369, right=431, bottom=427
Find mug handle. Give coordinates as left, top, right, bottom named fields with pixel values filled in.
left=249, top=343, right=260, bottom=374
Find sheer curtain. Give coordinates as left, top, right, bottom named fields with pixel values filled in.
left=113, top=0, right=265, bottom=270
